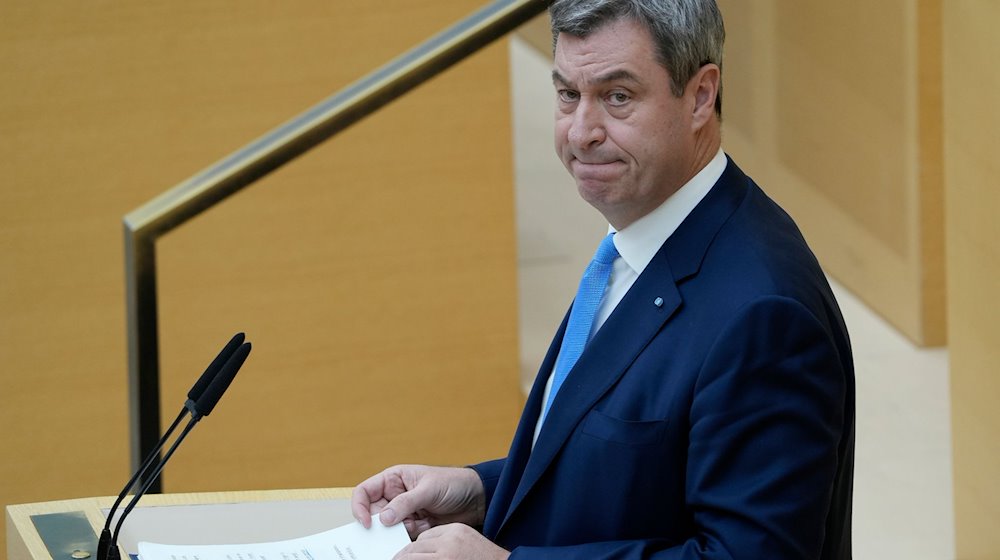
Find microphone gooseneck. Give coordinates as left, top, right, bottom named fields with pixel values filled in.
left=98, top=333, right=250, bottom=560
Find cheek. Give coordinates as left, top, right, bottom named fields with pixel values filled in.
left=603, top=122, right=641, bottom=160
left=553, top=119, right=571, bottom=156
left=635, top=123, right=679, bottom=161
left=553, top=112, right=570, bottom=136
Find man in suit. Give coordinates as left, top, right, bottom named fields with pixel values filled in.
left=352, top=1, right=854, bottom=558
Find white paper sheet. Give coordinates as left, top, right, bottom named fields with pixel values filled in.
left=137, top=515, right=410, bottom=560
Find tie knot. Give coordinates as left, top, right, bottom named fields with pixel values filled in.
left=593, top=233, right=619, bottom=265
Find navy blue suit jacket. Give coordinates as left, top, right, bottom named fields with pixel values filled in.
left=472, top=159, right=854, bottom=559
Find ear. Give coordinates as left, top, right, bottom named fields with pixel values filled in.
left=689, top=64, right=720, bottom=130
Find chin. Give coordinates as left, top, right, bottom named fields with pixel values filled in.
left=575, top=181, right=617, bottom=208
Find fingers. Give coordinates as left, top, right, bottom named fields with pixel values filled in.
left=392, top=524, right=510, bottom=560
left=379, top=480, right=431, bottom=526
left=413, top=525, right=446, bottom=540
left=392, top=526, right=449, bottom=560
left=350, top=483, right=377, bottom=528
left=353, top=465, right=428, bottom=528
left=401, top=517, right=437, bottom=541
left=352, top=465, right=487, bottom=539
left=351, top=468, right=400, bottom=527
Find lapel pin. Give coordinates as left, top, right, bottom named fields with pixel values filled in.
left=654, top=297, right=664, bottom=308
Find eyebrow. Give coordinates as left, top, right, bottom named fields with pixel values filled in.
left=552, top=68, right=642, bottom=88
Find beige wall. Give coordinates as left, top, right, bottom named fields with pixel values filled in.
left=944, top=2, right=1000, bottom=557
left=716, top=0, right=946, bottom=347
left=0, top=1, right=523, bottom=554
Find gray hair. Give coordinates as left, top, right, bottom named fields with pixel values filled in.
left=550, top=0, right=725, bottom=114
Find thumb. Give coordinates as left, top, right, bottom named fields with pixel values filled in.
left=379, top=485, right=431, bottom=526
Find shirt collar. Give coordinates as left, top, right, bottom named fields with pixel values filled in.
left=610, top=148, right=727, bottom=276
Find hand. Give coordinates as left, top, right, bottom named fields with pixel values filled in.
left=393, top=524, right=510, bottom=560
left=351, top=465, right=486, bottom=539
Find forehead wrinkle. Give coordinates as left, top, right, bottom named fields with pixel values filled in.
left=552, top=67, right=642, bottom=89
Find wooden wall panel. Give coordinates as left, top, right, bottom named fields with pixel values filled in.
left=0, top=1, right=522, bottom=552
left=717, top=0, right=945, bottom=346
left=944, top=2, right=1000, bottom=556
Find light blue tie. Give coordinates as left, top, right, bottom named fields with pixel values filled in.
left=540, top=233, right=619, bottom=423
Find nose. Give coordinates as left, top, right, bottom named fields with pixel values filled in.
left=567, top=98, right=606, bottom=150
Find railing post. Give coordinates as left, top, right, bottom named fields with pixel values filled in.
left=124, top=226, right=162, bottom=493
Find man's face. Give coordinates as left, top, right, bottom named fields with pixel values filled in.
left=553, top=18, right=700, bottom=229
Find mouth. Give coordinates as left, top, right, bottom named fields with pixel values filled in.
left=571, top=158, right=625, bottom=179
left=573, top=156, right=620, bottom=166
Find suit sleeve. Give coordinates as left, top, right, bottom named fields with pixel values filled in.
left=470, top=458, right=506, bottom=513
left=509, top=295, right=849, bottom=559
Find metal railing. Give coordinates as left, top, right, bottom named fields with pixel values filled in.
left=123, top=0, right=550, bottom=491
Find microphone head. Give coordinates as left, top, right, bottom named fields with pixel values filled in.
left=188, top=333, right=245, bottom=401
left=193, top=342, right=251, bottom=418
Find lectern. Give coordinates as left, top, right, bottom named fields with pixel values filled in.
left=6, top=488, right=354, bottom=560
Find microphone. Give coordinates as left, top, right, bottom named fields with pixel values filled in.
left=187, top=333, right=246, bottom=407
left=107, top=341, right=251, bottom=560
left=97, top=334, right=249, bottom=560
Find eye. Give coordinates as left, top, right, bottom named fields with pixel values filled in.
left=557, top=89, right=579, bottom=103
left=606, top=91, right=631, bottom=106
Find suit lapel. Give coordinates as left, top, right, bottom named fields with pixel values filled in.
left=491, top=158, right=750, bottom=537
left=481, top=311, right=566, bottom=537
left=499, top=258, right=683, bottom=529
